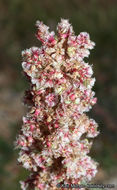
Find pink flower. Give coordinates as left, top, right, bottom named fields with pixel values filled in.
left=47, top=142, right=51, bottom=147
left=77, top=32, right=89, bottom=46
left=47, top=35, right=56, bottom=46
left=77, top=32, right=95, bottom=50
left=45, top=79, right=54, bottom=88
left=18, top=140, right=25, bottom=146
left=54, top=123, right=59, bottom=128
left=45, top=93, right=57, bottom=107
left=35, top=109, right=40, bottom=116
left=69, top=93, right=76, bottom=100
left=91, top=97, right=97, bottom=105
left=30, top=124, right=35, bottom=131
left=28, top=136, right=34, bottom=144
left=37, top=184, right=44, bottom=190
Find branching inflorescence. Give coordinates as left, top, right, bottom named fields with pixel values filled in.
left=15, top=18, right=99, bottom=190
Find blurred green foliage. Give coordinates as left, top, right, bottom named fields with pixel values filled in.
left=0, top=0, right=117, bottom=189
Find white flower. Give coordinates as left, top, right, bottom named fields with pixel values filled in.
left=23, top=162, right=31, bottom=169
left=88, top=66, right=93, bottom=75
left=31, top=46, right=39, bottom=52
left=63, top=137, right=70, bottom=143
left=57, top=19, right=71, bottom=34
left=54, top=72, right=63, bottom=79
left=90, top=78, right=96, bottom=86
left=20, top=181, right=28, bottom=190
left=31, top=78, right=38, bottom=85
left=75, top=98, right=80, bottom=104
left=87, top=78, right=96, bottom=88
left=22, top=48, right=31, bottom=56
left=36, top=20, right=49, bottom=32
left=22, top=62, right=30, bottom=70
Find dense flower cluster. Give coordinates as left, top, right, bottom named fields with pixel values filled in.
left=15, top=18, right=99, bottom=190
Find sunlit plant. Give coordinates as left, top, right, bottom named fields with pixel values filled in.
left=15, top=18, right=99, bottom=190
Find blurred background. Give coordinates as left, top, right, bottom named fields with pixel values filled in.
left=0, top=0, right=117, bottom=189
